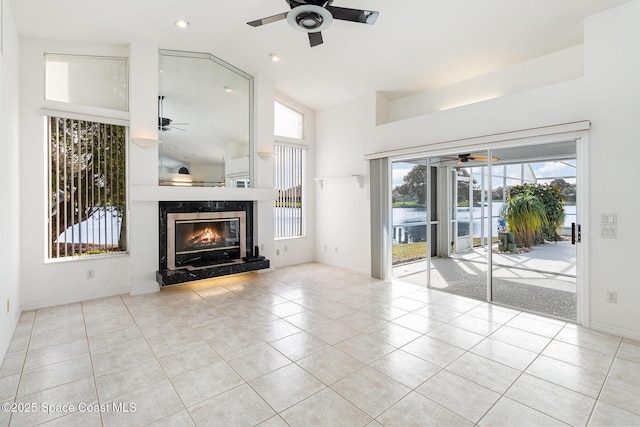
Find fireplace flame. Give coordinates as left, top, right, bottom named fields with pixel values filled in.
left=188, top=227, right=221, bottom=247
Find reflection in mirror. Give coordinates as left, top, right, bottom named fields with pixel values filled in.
left=158, top=50, right=253, bottom=187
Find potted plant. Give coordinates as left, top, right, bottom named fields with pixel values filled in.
left=502, top=191, right=548, bottom=248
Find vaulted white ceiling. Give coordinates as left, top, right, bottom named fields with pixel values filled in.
left=10, top=0, right=634, bottom=111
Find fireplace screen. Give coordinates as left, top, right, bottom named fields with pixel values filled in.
left=176, top=218, right=238, bottom=252
left=167, top=211, right=246, bottom=269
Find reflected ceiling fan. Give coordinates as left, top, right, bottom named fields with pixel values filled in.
left=434, top=153, right=501, bottom=165
left=247, top=0, right=379, bottom=47
left=158, top=96, right=189, bottom=132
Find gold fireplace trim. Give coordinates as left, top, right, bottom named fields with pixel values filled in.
left=167, top=211, right=247, bottom=270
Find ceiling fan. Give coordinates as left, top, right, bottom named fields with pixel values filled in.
left=158, top=96, right=189, bottom=132
left=434, top=154, right=501, bottom=165
left=247, top=0, right=379, bottom=47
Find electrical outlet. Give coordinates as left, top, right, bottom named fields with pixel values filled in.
left=284, top=245, right=288, bottom=252
left=260, top=244, right=265, bottom=252
left=276, top=249, right=280, bottom=256
left=606, top=290, right=617, bottom=304
left=334, top=247, right=339, bottom=253
left=87, top=270, right=95, bottom=279
left=324, top=245, right=328, bottom=251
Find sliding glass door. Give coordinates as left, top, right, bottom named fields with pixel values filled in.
left=490, top=143, right=578, bottom=321
left=390, top=142, right=579, bottom=322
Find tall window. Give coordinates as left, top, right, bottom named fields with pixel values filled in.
left=48, top=118, right=127, bottom=258
left=45, top=53, right=129, bottom=259
left=274, top=100, right=305, bottom=238
left=274, top=145, right=304, bottom=238
left=274, top=100, right=304, bottom=139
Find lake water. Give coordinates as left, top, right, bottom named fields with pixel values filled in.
left=393, top=204, right=577, bottom=239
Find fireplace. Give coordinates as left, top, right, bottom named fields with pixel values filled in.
left=157, top=201, right=269, bottom=286
left=167, top=211, right=246, bottom=270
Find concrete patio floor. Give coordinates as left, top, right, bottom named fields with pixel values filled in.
left=393, top=241, right=577, bottom=321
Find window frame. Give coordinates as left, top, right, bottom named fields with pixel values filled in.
left=273, top=98, right=308, bottom=240
left=46, top=115, right=129, bottom=261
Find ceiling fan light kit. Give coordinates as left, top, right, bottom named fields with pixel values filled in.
left=248, top=0, right=379, bottom=47
left=287, top=5, right=333, bottom=32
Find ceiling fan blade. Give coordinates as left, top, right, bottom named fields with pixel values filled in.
left=326, top=6, right=379, bottom=24
left=456, top=154, right=501, bottom=165
left=308, top=31, right=323, bottom=47
left=247, top=12, right=288, bottom=27
left=430, top=157, right=458, bottom=165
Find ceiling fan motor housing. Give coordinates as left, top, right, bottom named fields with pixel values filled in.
left=296, top=11, right=323, bottom=29
left=287, top=0, right=334, bottom=7
left=286, top=2, right=333, bottom=32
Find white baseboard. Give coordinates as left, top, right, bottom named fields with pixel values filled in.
left=130, top=283, right=160, bottom=296
left=21, top=286, right=131, bottom=311
left=589, top=321, right=640, bottom=341
left=313, top=258, right=370, bottom=276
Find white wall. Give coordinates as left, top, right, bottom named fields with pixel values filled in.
left=315, top=94, right=374, bottom=273
left=583, top=1, right=640, bottom=337
left=128, top=42, right=161, bottom=296
left=0, top=0, right=22, bottom=361
left=253, top=75, right=277, bottom=262
left=314, top=1, right=640, bottom=339
left=386, top=45, right=584, bottom=123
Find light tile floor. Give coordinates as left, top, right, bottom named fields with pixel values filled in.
left=2, top=263, right=640, bottom=426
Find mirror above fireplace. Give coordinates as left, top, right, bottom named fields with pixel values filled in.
left=158, top=50, right=254, bottom=188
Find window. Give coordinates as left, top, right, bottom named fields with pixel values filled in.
left=274, top=144, right=304, bottom=238
left=45, top=54, right=128, bottom=111
left=45, top=53, right=128, bottom=260
left=274, top=100, right=306, bottom=239
left=274, top=100, right=304, bottom=139
left=48, top=117, right=127, bottom=259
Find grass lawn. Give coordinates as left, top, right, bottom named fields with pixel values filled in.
left=392, top=201, right=425, bottom=208
left=393, top=239, right=499, bottom=265
left=392, top=242, right=427, bottom=265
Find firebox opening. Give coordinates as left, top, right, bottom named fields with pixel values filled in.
left=175, top=218, right=240, bottom=255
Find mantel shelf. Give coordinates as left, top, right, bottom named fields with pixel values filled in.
left=313, top=175, right=365, bottom=189
left=130, top=185, right=279, bottom=202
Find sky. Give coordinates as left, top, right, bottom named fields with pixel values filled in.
left=392, top=160, right=577, bottom=188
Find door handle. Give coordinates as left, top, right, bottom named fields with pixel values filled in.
left=571, top=223, right=581, bottom=244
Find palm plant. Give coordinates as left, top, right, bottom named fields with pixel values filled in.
left=502, top=192, right=548, bottom=248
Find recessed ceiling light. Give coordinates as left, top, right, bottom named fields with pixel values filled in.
left=224, top=86, right=234, bottom=92
left=269, top=53, right=281, bottom=62
left=175, top=20, right=190, bottom=29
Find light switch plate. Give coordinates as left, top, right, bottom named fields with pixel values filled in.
left=602, top=213, right=617, bottom=225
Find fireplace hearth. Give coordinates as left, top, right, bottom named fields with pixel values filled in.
left=157, top=201, right=269, bottom=286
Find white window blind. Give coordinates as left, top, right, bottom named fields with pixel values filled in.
left=274, top=144, right=304, bottom=238
left=48, top=117, right=127, bottom=259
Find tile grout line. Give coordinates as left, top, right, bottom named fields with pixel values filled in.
left=584, top=336, right=624, bottom=425
left=6, top=311, right=36, bottom=427
left=82, top=298, right=106, bottom=427
left=472, top=318, right=569, bottom=426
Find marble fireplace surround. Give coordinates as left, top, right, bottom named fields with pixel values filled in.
left=157, top=200, right=269, bottom=286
